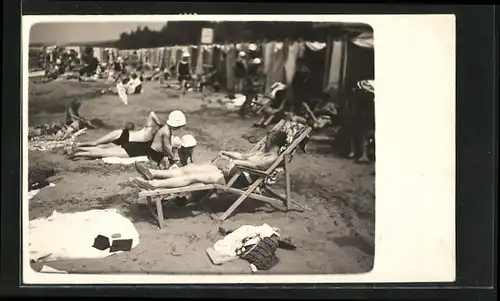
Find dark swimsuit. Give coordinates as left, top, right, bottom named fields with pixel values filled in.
left=147, top=148, right=166, bottom=165
left=112, top=129, right=152, bottom=158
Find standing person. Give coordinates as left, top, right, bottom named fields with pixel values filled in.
left=177, top=52, right=192, bottom=96
left=290, top=57, right=311, bottom=115
left=238, top=58, right=262, bottom=118
left=233, top=51, right=248, bottom=94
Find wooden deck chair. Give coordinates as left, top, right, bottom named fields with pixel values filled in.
left=138, top=120, right=286, bottom=229
left=210, top=121, right=313, bottom=222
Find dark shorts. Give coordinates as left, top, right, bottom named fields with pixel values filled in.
left=147, top=148, right=166, bottom=165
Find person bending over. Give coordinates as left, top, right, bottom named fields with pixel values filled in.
left=145, top=110, right=187, bottom=168
left=132, top=130, right=287, bottom=190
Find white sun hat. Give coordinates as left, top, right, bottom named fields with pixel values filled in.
left=248, top=43, right=258, bottom=51
left=182, top=52, right=190, bottom=58
left=181, top=134, right=197, bottom=148
left=171, top=136, right=182, bottom=148
left=238, top=51, right=246, bottom=57
left=117, top=56, right=124, bottom=63
left=252, top=58, right=262, bottom=64
left=166, top=110, right=187, bottom=127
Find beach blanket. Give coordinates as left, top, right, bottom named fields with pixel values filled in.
left=28, top=128, right=87, bottom=151
left=29, top=209, right=140, bottom=262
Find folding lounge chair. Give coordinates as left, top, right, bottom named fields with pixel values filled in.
left=138, top=120, right=312, bottom=228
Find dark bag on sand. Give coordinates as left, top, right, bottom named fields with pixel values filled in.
left=28, top=167, right=55, bottom=191
left=239, top=234, right=280, bottom=271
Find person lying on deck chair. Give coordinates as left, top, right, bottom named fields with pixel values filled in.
left=70, top=110, right=187, bottom=167
left=132, top=130, right=287, bottom=190
left=253, top=83, right=288, bottom=128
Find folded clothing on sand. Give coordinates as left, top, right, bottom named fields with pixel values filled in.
left=207, top=223, right=280, bottom=265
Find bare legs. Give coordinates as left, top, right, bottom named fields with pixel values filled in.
left=133, top=162, right=223, bottom=190
left=78, top=129, right=122, bottom=147
left=358, top=129, right=374, bottom=163
left=70, top=146, right=129, bottom=159
left=136, top=162, right=215, bottom=180
left=78, top=111, right=158, bottom=147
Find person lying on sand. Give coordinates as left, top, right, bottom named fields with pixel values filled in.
left=131, top=130, right=286, bottom=190
left=77, top=111, right=163, bottom=147
left=70, top=110, right=187, bottom=167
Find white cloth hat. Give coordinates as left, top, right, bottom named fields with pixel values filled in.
left=248, top=43, right=258, bottom=51
left=181, top=134, right=197, bottom=148
left=238, top=51, right=246, bottom=57
left=252, top=58, right=262, bottom=64
left=182, top=52, right=190, bottom=58
left=171, top=136, right=182, bottom=148
left=166, top=110, right=186, bottom=127
left=117, top=57, right=123, bottom=62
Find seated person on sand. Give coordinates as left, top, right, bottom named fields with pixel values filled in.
left=28, top=101, right=95, bottom=140
left=66, top=100, right=96, bottom=129
left=70, top=111, right=187, bottom=167
left=131, top=130, right=287, bottom=190
left=101, top=73, right=143, bottom=95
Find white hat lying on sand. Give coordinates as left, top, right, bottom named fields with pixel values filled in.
left=181, top=134, right=197, bottom=148
left=166, top=110, right=187, bottom=128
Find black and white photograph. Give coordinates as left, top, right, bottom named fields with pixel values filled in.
left=23, top=15, right=455, bottom=284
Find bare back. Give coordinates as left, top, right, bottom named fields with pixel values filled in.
left=150, top=125, right=172, bottom=153
left=128, top=112, right=161, bottom=142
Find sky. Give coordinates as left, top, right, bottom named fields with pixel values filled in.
left=29, top=22, right=167, bottom=44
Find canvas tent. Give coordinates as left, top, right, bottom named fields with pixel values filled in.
left=316, top=22, right=374, bottom=97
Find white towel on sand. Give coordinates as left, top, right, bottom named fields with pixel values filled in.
left=29, top=209, right=139, bottom=262
left=102, top=156, right=149, bottom=165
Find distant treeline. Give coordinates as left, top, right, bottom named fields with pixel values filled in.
left=116, top=21, right=329, bottom=49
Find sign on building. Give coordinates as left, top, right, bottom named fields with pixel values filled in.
left=200, top=28, right=214, bottom=44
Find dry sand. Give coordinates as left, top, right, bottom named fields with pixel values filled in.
left=28, top=80, right=375, bottom=274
